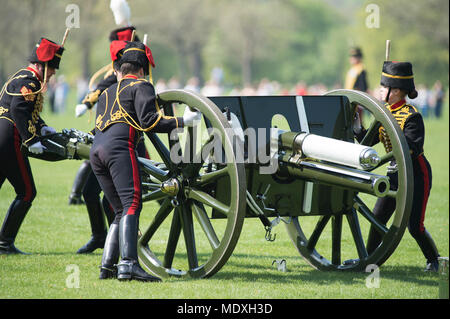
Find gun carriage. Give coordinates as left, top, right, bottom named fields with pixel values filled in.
left=30, top=89, right=412, bottom=279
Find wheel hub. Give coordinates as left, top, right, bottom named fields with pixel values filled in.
left=160, top=178, right=180, bottom=196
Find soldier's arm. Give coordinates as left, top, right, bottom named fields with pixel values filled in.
left=134, top=82, right=183, bottom=133
left=82, top=74, right=117, bottom=110
left=9, top=81, right=42, bottom=146
left=403, top=112, right=425, bottom=158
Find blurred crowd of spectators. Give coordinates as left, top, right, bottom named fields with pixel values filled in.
left=154, top=75, right=447, bottom=119
left=46, top=71, right=446, bottom=120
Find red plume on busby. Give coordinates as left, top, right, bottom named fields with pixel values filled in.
left=29, top=38, right=64, bottom=69
left=110, top=40, right=128, bottom=61
left=109, top=26, right=140, bottom=42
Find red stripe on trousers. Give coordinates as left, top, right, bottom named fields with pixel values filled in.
left=417, top=155, right=430, bottom=233
left=13, top=126, right=33, bottom=201
left=126, top=126, right=141, bottom=215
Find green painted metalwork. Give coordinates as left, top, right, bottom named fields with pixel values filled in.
left=29, top=88, right=414, bottom=277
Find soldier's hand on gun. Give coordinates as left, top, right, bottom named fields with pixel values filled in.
left=28, top=141, right=46, bottom=154
left=41, top=126, right=56, bottom=136
left=75, top=103, right=88, bottom=117
left=353, top=110, right=362, bottom=134
left=182, top=106, right=202, bottom=127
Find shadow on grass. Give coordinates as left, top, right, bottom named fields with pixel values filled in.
left=214, top=254, right=438, bottom=287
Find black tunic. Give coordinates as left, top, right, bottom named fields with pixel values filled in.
left=90, top=75, right=182, bottom=218
left=0, top=67, right=46, bottom=146
left=0, top=67, right=46, bottom=203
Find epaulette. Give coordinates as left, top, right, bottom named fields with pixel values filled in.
left=3, top=69, right=43, bottom=100
left=391, top=103, right=418, bottom=130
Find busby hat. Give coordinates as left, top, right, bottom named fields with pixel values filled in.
left=29, top=38, right=64, bottom=69
left=380, top=61, right=417, bottom=97
left=109, top=26, right=139, bottom=42
left=110, top=40, right=128, bottom=70
left=350, top=47, right=363, bottom=58
left=119, top=41, right=155, bottom=76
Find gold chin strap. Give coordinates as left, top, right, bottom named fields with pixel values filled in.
left=0, top=62, right=48, bottom=99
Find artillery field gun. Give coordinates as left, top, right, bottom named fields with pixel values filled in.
left=29, top=89, right=413, bottom=279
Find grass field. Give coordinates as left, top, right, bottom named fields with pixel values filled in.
left=0, top=92, right=448, bottom=300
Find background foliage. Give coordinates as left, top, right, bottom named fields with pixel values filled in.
left=0, top=0, right=448, bottom=300
left=0, top=0, right=448, bottom=89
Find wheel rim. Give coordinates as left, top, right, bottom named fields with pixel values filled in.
left=285, top=89, right=413, bottom=271
left=137, top=89, right=246, bottom=278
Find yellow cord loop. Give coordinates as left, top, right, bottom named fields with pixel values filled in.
left=0, top=63, right=48, bottom=99
left=113, top=77, right=161, bottom=132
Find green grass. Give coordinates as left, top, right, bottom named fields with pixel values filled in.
left=0, top=94, right=448, bottom=299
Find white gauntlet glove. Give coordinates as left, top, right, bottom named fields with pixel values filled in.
left=75, top=104, right=88, bottom=118
left=182, top=106, right=202, bottom=127
left=28, top=141, right=46, bottom=154
left=41, top=126, right=56, bottom=136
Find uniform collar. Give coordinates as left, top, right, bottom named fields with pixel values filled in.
left=26, top=66, right=43, bottom=82
left=389, top=99, right=406, bottom=112
left=123, top=74, right=138, bottom=80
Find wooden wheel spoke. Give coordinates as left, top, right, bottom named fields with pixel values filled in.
left=163, top=208, right=182, bottom=268
left=140, top=198, right=173, bottom=245
left=186, top=188, right=230, bottom=216
left=354, top=196, right=389, bottom=236
left=180, top=203, right=198, bottom=270
left=193, top=167, right=229, bottom=186
left=359, top=119, right=381, bottom=146
left=331, top=215, right=343, bottom=265
left=137, top=90, right=246, bottom=279
left=183, top=126, right=196, bottom=164
left=307, top=215, right=331, bottom=250
left=192, top=201, right=220, bottom=250
left=147, top=132, right=174, bottom=171
left=190, top=131, right=217, bottom=175
left=142, top=189, right=167, bottom=202
left=346, top=209, right=368, bottom=259
left=139, top=162, right=169, bottom=182
left=386, top=190, right=398, bottom=198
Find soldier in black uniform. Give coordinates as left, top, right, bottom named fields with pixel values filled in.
left=354, top=61, right=440, bottom=271
left=0, top=38, right=64, bottom=254
left=69, top=26, right=141, bottom=205
left=69, top=26, right=141, bottom=206
left=69, top=28, right=150, bottom=255
left=90, top=41, right=200, bottom=281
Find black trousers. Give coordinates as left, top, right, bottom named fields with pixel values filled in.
left=82, top=137, right=148, bottom=207
left=90, top=124, right=143, bottom=225
left=0, top=120, right=37, bottom=203
left=368, top=155, right=438, bottom=262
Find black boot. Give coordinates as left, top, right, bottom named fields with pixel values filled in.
left=0, top=199, right=32, bottom=255
left=99, top=223, right=120, bottom=279
left=77, top=200, right=107, bottom=254
left=415, top=230, right=440, bottom=272
left=117, top=214, right=161, bottom=282
left=102, top=196, right=115, bottom=226
left=68, top=161, right=91, bottom=205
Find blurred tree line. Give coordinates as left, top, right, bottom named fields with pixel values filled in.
left=0, top=0, right=448, bottom=91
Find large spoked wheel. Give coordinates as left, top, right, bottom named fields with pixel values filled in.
left=285, top=89, right=413, bottom=271
left=137, top=90, right=246, bottom=279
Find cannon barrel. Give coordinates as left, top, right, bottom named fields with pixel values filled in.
left=278, top=131, right=380, bottom=170
left=277, top=131, right=389, bottom=197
